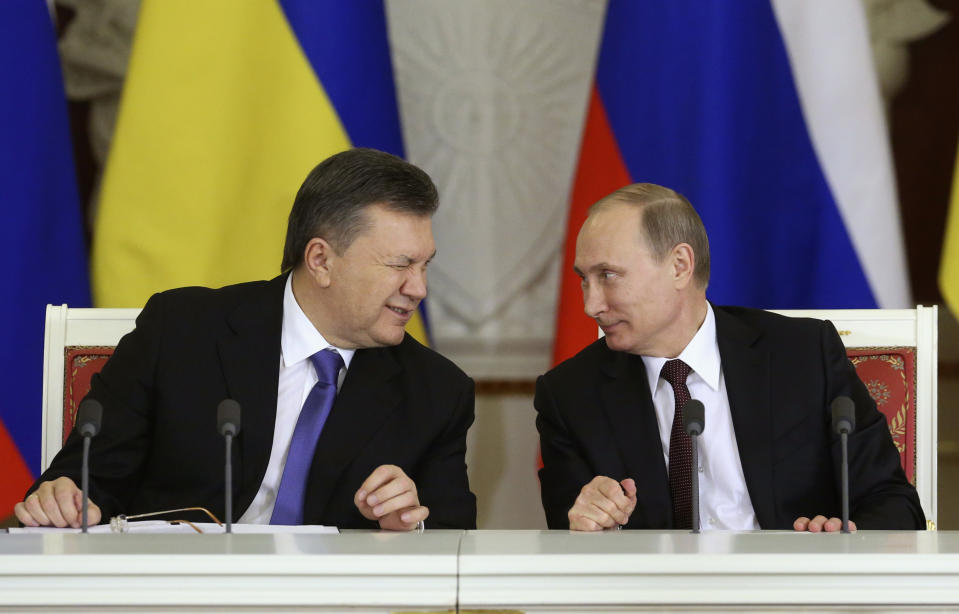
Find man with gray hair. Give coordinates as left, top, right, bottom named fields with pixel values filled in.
left=19, top=148, right=476, bottom=531
left=536, top=183, right=923, bottom=532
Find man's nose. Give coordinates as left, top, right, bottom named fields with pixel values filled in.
left=403, top=267, right=428, bottom=300
left=583, top=283, right=606, bottom=318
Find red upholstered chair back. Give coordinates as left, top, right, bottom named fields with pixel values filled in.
left=42, top=305, right=139, bottom=472
left=61, top=347, right=115, bottom=446
left=772, top=307, right=938, bottom=529
left=847, top=347, right=916, bottom=484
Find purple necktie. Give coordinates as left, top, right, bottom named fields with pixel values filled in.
left=661, top=359, right=693, bottom=530
left=271, top=348, right=343, bottom=525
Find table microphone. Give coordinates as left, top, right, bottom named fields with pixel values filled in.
left=683, top=399, right=705, bottom=534
left=76, top=399, right=103, bottom=533
left=831, top=396, right=856, bottom=533
left=217, top=399, right=241, bottom=534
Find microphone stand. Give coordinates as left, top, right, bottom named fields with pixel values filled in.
left=831, top=396, right=856, bottom=534
left=81, top=435, right=92, bottom=533
left=690, top=432, right=700, bottom=534
left=224, top=430, right=234, bottom=534
left=76, top=399, right=103, bottom=534
left=682, top=399, right=705, bottom=534
left=840, top=430, right=850, bottom=534
left=217, top=399, right=242, bottom=534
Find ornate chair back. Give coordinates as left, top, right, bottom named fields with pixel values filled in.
left=772, top=307, right=937, bottom=529
left=42, top=304, right=139, bottom=472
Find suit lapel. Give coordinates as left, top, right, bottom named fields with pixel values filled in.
left=600, top=348, right=672, bottom=528
left=302, top=345, right=402, bottom=521
left=714, top=306, right=775, bottom=528
left=218, top=275, right=286, bottom=518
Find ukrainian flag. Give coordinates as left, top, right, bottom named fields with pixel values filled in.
left=941, top=142, right=959, bottom=316
left=93, top=0, right=431, bottom=344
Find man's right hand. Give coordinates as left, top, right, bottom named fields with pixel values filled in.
left=14, top=477, right=101, bottom=528
left=568, top=476, right=637, bottom=531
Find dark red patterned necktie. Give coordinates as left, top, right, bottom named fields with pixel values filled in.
left=661, top=359, right=692, bottom=529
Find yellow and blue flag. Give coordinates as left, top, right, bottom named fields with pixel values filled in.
left=940, top=142, right=959, bottom=316
left=94, top=0, right=431, bottom=344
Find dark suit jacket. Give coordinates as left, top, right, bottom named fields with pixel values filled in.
left=536, top=305, right=924, bottom=530
left=35, top=274, right=477, bottom=529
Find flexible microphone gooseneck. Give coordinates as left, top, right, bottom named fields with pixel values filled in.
left=217, top=399, right=242, bottom=534
left=683, top=399, right=705, bottom=534
left=831, top=396, right=856, bottom=533
left=76, top=399, right=103, bottom=533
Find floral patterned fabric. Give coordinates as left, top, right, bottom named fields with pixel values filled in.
left=62, top=347, right=114, bottom=444
left=847, top=347, right=916, bottom=485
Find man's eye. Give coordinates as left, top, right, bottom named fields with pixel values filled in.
left=602, top=271, right=616, bottom=280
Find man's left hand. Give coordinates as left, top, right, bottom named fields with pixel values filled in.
left=793, top=515, right=857, bottom=532
left=354, top=464, right=429, bottom=531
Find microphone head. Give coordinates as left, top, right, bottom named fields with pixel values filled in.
left=831, top=396, right=856, bottom=435
left=217, top=399, right=242, bottom=437
left=76, top=399, right=103, bottom=438
left=683, top=399, right=705, bottom=436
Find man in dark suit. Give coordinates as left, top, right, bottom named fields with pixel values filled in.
left=17, top=148, right=476, bottom=530
left=537, top=183, right=924, bottom=532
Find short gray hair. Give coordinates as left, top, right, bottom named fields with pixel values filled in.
left=591, top=183, right=710, bottom=288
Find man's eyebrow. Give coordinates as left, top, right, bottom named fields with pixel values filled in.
left=574, top=262, right=616, bottom=276
left=393, top=249, right=437, bottom=265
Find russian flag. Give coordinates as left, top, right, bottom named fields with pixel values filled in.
left=93, top=0, right=432, bottom=344
left=553, top=0, right=910, bottom=364
left=0, top=4, right=91, bottom=518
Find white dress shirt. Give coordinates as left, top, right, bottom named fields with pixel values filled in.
left=640, top=303, right=760, bottom=530
left=237, top=275, right=355, bottom=524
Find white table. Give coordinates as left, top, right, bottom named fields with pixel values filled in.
left=0, top=530, right=462, bottom=612
left=3, top=530, right=959, bottom=612
left=459, top=530, right=959, bottom=611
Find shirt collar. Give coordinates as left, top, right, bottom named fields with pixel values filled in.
left=281, top=274, right=355, bottom=370
left=640, top=302, right=720, bottom=393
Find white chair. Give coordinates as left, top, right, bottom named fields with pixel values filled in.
left=41, top=304, right=139, bottom=472
left=772, top=307, right=938, bottom=529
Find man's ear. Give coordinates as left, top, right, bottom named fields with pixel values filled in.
left=671, top=243, right=695, bottom=288
left=303, top=238, right=336, bottom=288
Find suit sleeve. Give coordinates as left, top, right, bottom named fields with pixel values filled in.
left=821, top=320, right=926, bottom=529
left=27, top=293, right=166, bottom=521
left=414, top=376, right=477, bottom=529
left=535, top=373, right=597, bottom=529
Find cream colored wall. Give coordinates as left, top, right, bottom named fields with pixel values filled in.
left=466, top=393, right=547, bottom=529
